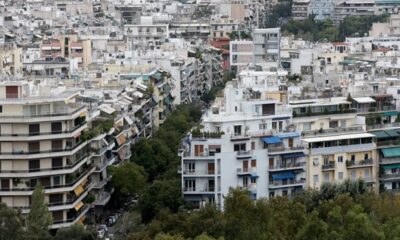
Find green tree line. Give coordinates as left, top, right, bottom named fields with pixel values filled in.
left=282, top=14, right=390, bottom=42
left=125, top=180, right=400, bottom=240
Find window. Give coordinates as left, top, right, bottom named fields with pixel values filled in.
left=338, top=156, right=343, bottom=163
left=234, top=125, right=242, bottom=135
left=0, top=105, right=2, bottom=113
left=323, top=173, right=329, bottom=182
left=259, top=123, right=267, bottom=129
left=185, top=180, right=196, bottom=191
left=188, top=162, right=195, bottom=173
left=251, top=159, right=256, bottom=168
left=52, top=140, right=63, bottom=151
left=272, top=122, right=277, bottom=130
left=351, top=170, right=356, bottom=179
left=53, top=176, right=61, bottom=186
left=351, top=155, right=355, bottom=161
left=251, top=142, right=255, bottom=150
left=234, top=143, right=246, bottom=152
left=269, top=191, right=275, bottom=198
left=313, top=174, right=319, bottom=183
left=364, top=169, right=370, bottom=179
left=329, top=121, right=338, bottom=128
left=194, top=145, right=204, bottom=156
left=28, top=142, right=40, bottom=153
left=29, top=124, right=40, bottom=136
left=251, top=178, right=256, bottom=184
left=29, top=160, right=40, bottom=172
left=243, top=177, right=248, bottom=187
left=338, top=172, right=343, bottom=180
left=303, top=123, right=311, bottom=131
left=52, top=158, right=63, bottom=169
left=49, top=194, right=63, bottom=204
left=364, top=153, right=369, bottom=160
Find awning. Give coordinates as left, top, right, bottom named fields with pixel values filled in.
left=276, top=132, right=300, bottom=138
left=353, top=97, right=376, bottom=104
left=272, top=116, right=290, bottom=121
left=271, top=171, right=294, bottom=180
left=283, top=152, right=305, bottom=159
left=370, top=131, right=390, bottom=139
left=74, top=185, right=84, bottom=196
left=382, top=147, right=400, bottom=158
left=381, top=111, right=398, bottom=117
left=116, top=132, right=127, bottom=145
left=74, top=201, right=84, bottom=211
left=262, top=136, right=282, bottom=144
left=386, top=129, right=400, bottom=137
left=124, top=116, right=133, bottom=125
left=383, top=164, right=400, bottom=170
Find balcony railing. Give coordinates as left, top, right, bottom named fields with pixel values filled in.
left=52, top=205, right=89, bottom=225
left=182, top=169, right=215, bottom=175
left=381, top=173, right=400, bottom=180
left=322, top=162, right=336, bottom=170
left=0, top=154, right=89, bottom=174
left=183, top=187, right=216, bottom=192
left=381, top=157, right=400, bottom=164
left=236, top=150, right=252, bottom=156
left=269, top=162, right=306, bottom=170
left=302, top=126, right=363, bottom=137
left=0, top=122, right=87, bottom=137
left=268, top=146, right=305, bottom=153
left=293, top=109, right=357, bottom=118
left=269, top=179, right=305, bottom=187
left=367, top=122, right=400, bottom=131
left=3, top=141, right=86, bottom=156
left=376, top=139, right=400, bottom=147
left=346, top=158, right=373, bottom=167
left=0, top=105, right=86, bottom=119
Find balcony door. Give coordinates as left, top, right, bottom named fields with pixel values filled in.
left=51, top=122, right=62, bottom=134
left=208, top=162, right=215, bottom=174
left=1, top=179, right=10, bottom=190
left=29, top=124, right=40, bottom=136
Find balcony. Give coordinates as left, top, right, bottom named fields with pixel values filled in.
left=381, top=173, right=400, bottom=181
left=0, top=105, right=86, bottom=123
left=293, top=109, right=357, bottom=118
left=381, top=157, right=400, bottom=164
left=268, top=146, right=305, bottom=153
left=268, top=179, right=306, bottom=189
left=183, top=186, right=216, bottom=194
left=237, top=167, right=257, bottom=176
left=0, top=165, right=95, bottom=196
left=346, top=159, right=374, bottom=168
left=0, top=122, right=87, bottom=141
left=93, top=192, right=111, bottom=206
left=377, top=139, right=400, bottom=147
left=0, top=140, right=88, bottom=160
left=302, top=126, right=363, bottom=137
left=322, top=162, right=336, bottom=171
left=49, top=205, right=90, bottom=229
left=0, top=154, right=89, bottom=178
left=236, top=150, right=252, bottom=159
left=269, top=162, right=306, bottom=172
left=182, top=169, right=216, bottom=176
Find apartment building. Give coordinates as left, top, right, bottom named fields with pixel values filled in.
left=303, top=132, right=377, bottom=190
left=292, top=0, right=310, bottom=20
left=210, top=19, right=240, bottom=41
left=0, top=42, right=22, bottom=76
left=180, top=66, right=306, bottom=208
left=124, top=23, right=169, bottom=50
left=370, top=127, right=400, bottom=193
left=230, top=28, right=281, bottom=73
left=40, top=34, right=92, bottom=69
left=333, top=0, right=375, bottom=24
left=309, top=0, right=334, bottom=20
left=169, top=22, right=210, bottom=41
left=0, top=81, right=93, bottom=228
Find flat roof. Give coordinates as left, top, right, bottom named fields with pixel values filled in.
left=302, top=133, right=375, bottom=143
left=353, top=97, right=376, bottom=104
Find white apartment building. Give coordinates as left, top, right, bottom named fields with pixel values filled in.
left=230, top=28, right=281, bottom=74
left=333, top=0, right=375, bottom=24
left=180, top=66, right=307, bottom=208
left=0, top=81, right=93, bottom=228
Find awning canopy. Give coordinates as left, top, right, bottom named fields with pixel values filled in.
left=283, top=152, right=306, bottom=159
left=262, top=136, right=282, bottom=144
left=386, top=129, right=400, bottom=137
left=381, top=147, right=400, bottom=158
left=276, top=132, right=300, bottom=138
left=271, top=171, right=294, bottom=180
left=381, top=111, right=398, bottom=117
left=383, top=164, right=400, bottom=170
left=74, top=185, right=84, bottom=196
left=74, top=201, right=84, bottom=211
left=353, top=97, right=376, bottom=104
left=370, top=130, right=390, bottom=139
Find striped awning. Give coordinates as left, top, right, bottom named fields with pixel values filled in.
left=74, top=185, right=84, bottom=196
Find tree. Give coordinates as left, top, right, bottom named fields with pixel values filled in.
left=109, top=162, right=147, bottom=200
left=27, top=185, right=52, bottom=240
left=154, top=233, right=185, bottom=240
left=0, top=203, right=24, bottom=240
left=54, top=224, right=96, bottom=240
left=139, top=179, right=184, bottom=223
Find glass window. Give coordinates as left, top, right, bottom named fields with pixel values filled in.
left=313, top=174, right=319, bottom=183
left=338, top=172, right=343, bottom=180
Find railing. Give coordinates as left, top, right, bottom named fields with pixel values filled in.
left=293, top=109, right=357, bottom=118
left=0, top=105, right=86, bottom=118
left=52, top=205, right=89, bottom=225
left=346, top=158, right=373, bottom=167
left=302, top=126, right=363, bottom=137
left=381, top=173, right=400, bottom=179
left=0, top=166, right=94, bottom=192
left=236, top=150, right=252, bottom=156
left=367, top=122, right=400, bottom=131
left=0, top=122, right=87, bottom=137
left=381, top=157, right=400, bottom=164
left=377, top=139, right=400, bottom=147
left=237, top=167, right=257, bottom=174
left=3, top=141, right=86, bottom=155
left=182, top=169, right=215, bottom=175
left=269, top=179, right=305, bottom=187
left=269, top=162, right=306, bottom=170
left=322, top=163, right=336, bottom=170
left=0, top=154, right=89, bottom=174
left=268, top=146, right=305, bottom=153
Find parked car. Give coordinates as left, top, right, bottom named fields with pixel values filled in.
left=97, top=229, right=106, bottom=239
left=97, top=224, right=108, bottom=233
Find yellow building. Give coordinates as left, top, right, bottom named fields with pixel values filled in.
left=303, top=133, right=377, bottom=191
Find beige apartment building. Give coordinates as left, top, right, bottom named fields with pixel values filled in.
left=0, top=81, right=93, bottom=228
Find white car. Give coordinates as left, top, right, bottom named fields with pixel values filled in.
left=97, top=229, right=106, bottom=239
